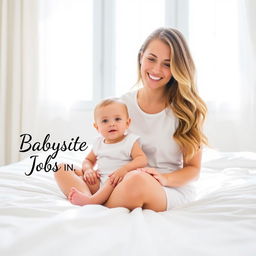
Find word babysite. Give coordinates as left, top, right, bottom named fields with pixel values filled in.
left=19, top=134, right=88, bottom=176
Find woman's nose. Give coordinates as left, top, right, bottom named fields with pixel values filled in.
left=152, top=63, right=161, bottom=74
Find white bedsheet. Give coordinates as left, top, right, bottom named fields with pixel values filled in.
left=0, top=149, right=256, bottom=256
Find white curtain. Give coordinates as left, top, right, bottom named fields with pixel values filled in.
left=190, top=0, right=256, bottom=152
left=239, top=0, right=256, bottom=149
left=0, top=0, right=95, bottom=166
left=224, top=0, right=256, bottom=152
left=0, top=0, right=39, bottom=165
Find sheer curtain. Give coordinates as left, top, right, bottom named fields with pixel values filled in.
left=238, top=0, right=256, bottom=151
left=189, top=0, right=256, bottom=152
left=226, top=0, right=256, bottom=151
left=0, top=0, right=39, bottom=165
left=0, top=0, right=95, bottom=166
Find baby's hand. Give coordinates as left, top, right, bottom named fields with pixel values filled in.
left=108, top=168, right=127, bottom=186
left=83, top=169, right=101, bottom=185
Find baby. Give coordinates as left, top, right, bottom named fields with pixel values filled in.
left=68, top=98, right=147, bottom=206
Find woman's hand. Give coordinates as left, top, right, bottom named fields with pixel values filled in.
left=108, top=168, right=128, bottom=187
left=137, top=167, right=168, bottom=186
left=83, top=169, right=101, bottom=185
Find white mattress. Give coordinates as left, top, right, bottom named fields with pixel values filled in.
left=0, top=149, right=256, bottom=256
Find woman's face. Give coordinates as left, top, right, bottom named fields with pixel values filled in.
left=140, top=39, right=172, bottom=91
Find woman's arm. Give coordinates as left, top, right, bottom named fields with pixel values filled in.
left=162, top=149, right=202, bottom=187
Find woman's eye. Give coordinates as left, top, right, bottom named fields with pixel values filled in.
left=164, top=63, right=170, bottom=67
left=147, top=57, right=155, bottom=62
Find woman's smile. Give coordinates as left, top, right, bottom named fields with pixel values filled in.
left=148, top=73, right=162, bottom=81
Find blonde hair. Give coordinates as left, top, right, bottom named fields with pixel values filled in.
left=137, top=28, right=208, bottom=161
left=94, top=98, right=129, bottom=121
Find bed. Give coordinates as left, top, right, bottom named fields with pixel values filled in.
left=0, top=148, right=256, bottom=256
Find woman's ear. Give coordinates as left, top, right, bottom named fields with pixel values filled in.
left=139, top=53, right=143, bottom=65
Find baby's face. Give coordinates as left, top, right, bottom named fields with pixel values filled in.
left=94, top=103, right=130, bottom=143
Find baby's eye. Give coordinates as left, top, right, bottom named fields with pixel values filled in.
left=115, top=117, right=122, bottom=121
left=102, top=119, right=108, bottom=123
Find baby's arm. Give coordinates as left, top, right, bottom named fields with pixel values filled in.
left=109, top=141, right=147, bottom=185
left=82, top=151, right=100, bottom=185
left=82, top=150, right=95, bottom=173
left=123, top=141, right=147, bottom=172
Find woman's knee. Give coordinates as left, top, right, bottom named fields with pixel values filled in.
left=123, top=170, right=143, bottom=185
left=124, top=170, right=144, bottom=180
left=121, top=170, right=149, bottom=197
left=123, top=170, right=151, bottom=183
left=54, top=163, right=65, bottom=177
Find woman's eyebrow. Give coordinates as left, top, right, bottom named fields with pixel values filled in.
left=149, top=53, right=170, bottom=62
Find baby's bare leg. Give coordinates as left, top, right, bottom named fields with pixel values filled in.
left=86, top=180, right=100, bottom=195
left=69, top=179, right=115, bottom=206
left=74, top=168, right=100, bottom=194
left=54, top=164, right=91, bottom=198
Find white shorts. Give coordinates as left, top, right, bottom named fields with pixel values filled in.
left=163, top=186, right=196, bottom=210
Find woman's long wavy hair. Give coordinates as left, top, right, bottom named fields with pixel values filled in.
left=137, top=28, right=208, bottom=161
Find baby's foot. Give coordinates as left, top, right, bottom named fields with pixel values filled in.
left=68, top=187, right=91, bottom=206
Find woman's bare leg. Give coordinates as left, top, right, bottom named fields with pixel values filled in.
left=104, top=170, right=167, bottom=212
left=54, top=163, right=99, bottom=198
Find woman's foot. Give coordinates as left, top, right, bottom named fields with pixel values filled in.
left=68, top=187, right=91, bottom=206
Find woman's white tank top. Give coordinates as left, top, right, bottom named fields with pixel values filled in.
left=121, top=90, right=183, bottom=174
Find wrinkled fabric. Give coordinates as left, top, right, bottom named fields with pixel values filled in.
left=0, top=150, right=256, bottom=256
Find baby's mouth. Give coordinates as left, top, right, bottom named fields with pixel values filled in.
left=108, top=129, right=117, bottom=133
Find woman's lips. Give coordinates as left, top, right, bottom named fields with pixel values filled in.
left=148, top=73, right=162, bottom=81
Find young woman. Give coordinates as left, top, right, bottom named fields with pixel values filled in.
left=54, top=28, right=207, bottom=212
